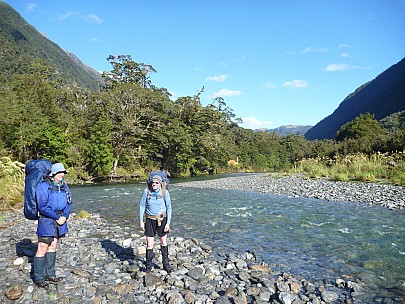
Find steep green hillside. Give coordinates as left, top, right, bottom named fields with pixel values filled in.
left=305, top=57, right=405, bottom=140
left=0, top=1, right=103, bottom=90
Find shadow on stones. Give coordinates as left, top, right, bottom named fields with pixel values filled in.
left=15, top=238, right=37, bottom=280
left=100, top=239, right=142, bottom=264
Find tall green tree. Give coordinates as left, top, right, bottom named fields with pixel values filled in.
left=336, top=113, right=384, bottom=141
left=102, top=55, right=157, bottom=88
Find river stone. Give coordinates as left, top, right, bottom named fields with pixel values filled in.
left=321, top=290, right=339, bottom=303
left=13, top=257, right=24, bottom=265
left=289, top=281, right=302, bottom=294
left=5, top=284, right=23, bottom=300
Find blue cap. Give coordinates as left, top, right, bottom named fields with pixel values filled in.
left=151, top=175, right=162, bottom=183
left=49, top=163, right=68, bottom=176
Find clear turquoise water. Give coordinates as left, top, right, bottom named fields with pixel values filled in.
left=71, top=178, right=405, bottom=303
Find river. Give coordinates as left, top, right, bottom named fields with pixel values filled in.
left=70, top=175, right=405, bottom=303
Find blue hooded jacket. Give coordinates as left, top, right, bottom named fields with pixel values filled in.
left=35, top=179, right=72, bottom=237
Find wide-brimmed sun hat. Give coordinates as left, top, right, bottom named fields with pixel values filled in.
left=49, top=163, right=68, bottom=176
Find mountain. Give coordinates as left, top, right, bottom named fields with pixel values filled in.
left=0, top=1, right=103, bottom=90
left=305, top=57, right=405, bottom=140
left=263, top=125, right=312, bottom=136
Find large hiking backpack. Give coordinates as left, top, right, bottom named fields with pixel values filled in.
left=147, top=171, right=170, bottom=190
left=24, top=159, right=52, bottom=220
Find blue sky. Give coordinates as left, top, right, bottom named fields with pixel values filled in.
left=3, top=0, right=405, bottom=129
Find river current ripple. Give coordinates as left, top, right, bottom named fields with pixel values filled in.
left=71, top=176, right=405, bottom=302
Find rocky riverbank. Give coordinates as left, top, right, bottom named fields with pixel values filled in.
left=0, top=210, right=367, bottom=304
left=175, top=173, right=405, bottom=210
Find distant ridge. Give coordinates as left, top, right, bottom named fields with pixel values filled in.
left=305, top=57, right=405, bottom=140
left=260, top=125, right=312, bottom=136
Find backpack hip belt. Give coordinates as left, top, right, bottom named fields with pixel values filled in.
left=145, top=212, right=167, bottom=226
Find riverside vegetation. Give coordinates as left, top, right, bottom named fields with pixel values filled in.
left=0, top=54, right=404, bottom=183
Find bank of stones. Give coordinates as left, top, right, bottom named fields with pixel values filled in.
left=175, top=173, right=405, bottom=210
left=0, top=211, right=362, bottom=303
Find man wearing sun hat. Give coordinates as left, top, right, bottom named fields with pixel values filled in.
left=139, top=174, right=173, bottom=273
left=33, top=162, right=72, bottom=289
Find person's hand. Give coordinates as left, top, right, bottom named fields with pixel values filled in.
left=140, top=221, right=145, bottom=231
left=164, top=224, right=170, bottom=232
left=56, top=216, right=66, bottom=225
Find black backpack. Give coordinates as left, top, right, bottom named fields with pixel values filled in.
left=23, top=159, right=52, bottom=220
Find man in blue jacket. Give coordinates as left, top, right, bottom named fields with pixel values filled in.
left=33, top=163, right=72, bottom=289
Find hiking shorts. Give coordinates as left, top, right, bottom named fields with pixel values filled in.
left=38, top=234, right=65, bottom=244
left=145, top=217, right=168, bottom=237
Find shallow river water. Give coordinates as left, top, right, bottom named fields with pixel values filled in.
left=70, top=176, right=405, bottom=303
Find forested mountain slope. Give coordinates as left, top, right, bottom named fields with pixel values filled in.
left=0, top=1, right=103, bottom=90
left=305, top=57, right=405, bottom=140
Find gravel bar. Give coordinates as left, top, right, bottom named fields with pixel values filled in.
left=175, top=173, right=405, bottom=210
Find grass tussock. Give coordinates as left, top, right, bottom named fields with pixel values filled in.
left=288, top=151, right=405, bottom=185
left=0, top=157, right=25, bottom=210
left=75, top=210, right=91, bottom=219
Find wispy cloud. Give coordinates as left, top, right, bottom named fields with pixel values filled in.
left=90, top=37, right=103, bottom=43
left=283, top=80, right=308, bottom=88
left=209, top=89, right=241, bottom=99
left=25, top=3, right=37, bottom=12
left=352, top=65, right=371, bottom=70
left=339, top=43, right=351, bottom=48
left=340, top=52, right=349, bottom=58
left=323, top=63, right=370, bottom=71
left=302, top=47, right=328, bottom=53
left=262, top=81, right=277, bottom=89
left=58, top=11, right=103, bottom=24
left=287, top=47, right=328, bottom=55
left=205, top=74, right=228, bottom=82
left=86, top=14, right=103, bottom=24
left=324, top=63, right=350, bottom=71
left=240, top=116, right=273, bottom=129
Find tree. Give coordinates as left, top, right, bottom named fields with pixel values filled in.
left=102, top=55, right=156, bottom=88
left=336, top=113, right=384, bottom=141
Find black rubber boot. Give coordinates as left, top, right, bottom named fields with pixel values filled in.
left=145, top=249, right=154, bottom=273
left=161, top=245, right=172, bottom=273
left=33, top=256, right=49, bottom=289
left=44, top=252, right=63, bottom=284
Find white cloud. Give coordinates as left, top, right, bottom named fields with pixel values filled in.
left=86, top=14, right=103, bottom=24
left=323, top=63, right=350, bottom=71
left=340, top=52, right=349, bottom=58
left=324, top=62, right=370, bottom=71
left=25, top=3, right=37, bottom=12
left=352, top=65, right=371, bottom=70
left=339, top=43, right=351, bottom=48
left=205, top=74, right=228, bottom=82
left=283, top=80, right=308, bottom=88
left=288, top=47, right=328, bottom=54
left=240, top=117, right=273, bottom=129
left=209, top=89, right=241, bottom=99
left=90, top=37, right=103, bottom=43
left=262, top=81, right=277, bottom=89
left=58, top=11, right=103, bottom=24
left=58, top=11, right=76, bottom=21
